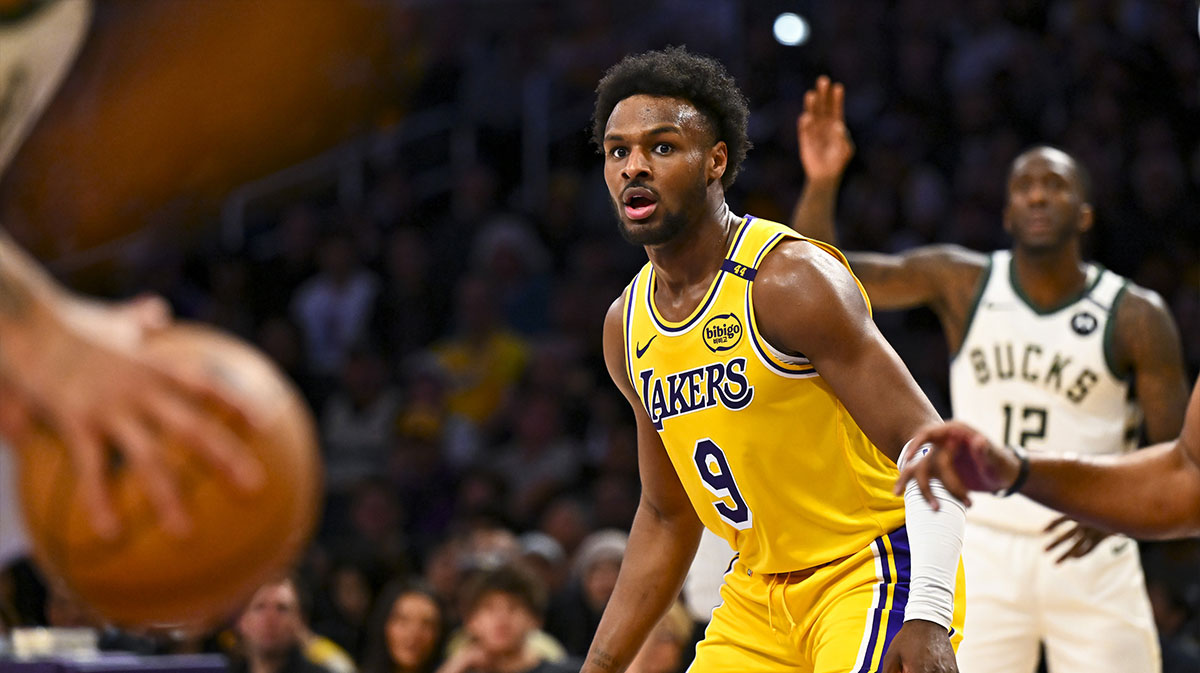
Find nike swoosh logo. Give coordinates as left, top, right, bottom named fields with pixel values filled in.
left=635, top=335, right=657, bottom=358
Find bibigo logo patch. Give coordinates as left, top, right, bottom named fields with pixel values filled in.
left=702, top=313, right=743, bottom=352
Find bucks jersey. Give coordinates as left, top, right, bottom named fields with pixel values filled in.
left=950, top=250, right=1132, bottom=534
left=622, top=216, right=905, bottom=574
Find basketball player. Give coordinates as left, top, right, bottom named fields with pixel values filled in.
left=898, top=376, right=1200, bottom=538
left=791, top=77, right=1190, bottom=673
left=582, top=47, right=966, bottom=673
left=0, top=0, right=262, bottom=541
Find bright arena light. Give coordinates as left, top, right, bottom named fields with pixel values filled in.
left=773, top=12, right=810, bottom=47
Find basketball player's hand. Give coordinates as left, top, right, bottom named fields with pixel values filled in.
left=881, top=619, right=957, bottom=672
left=0, top=291, right=262, bottom=539
left=895, top=421, right=1022, bottom=507
left=1043, top=515, right=1111, bottom=563
left=797, top=75, right=854, bottom=183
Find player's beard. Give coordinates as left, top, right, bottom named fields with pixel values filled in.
left=613, top=173, right=708, bottom=247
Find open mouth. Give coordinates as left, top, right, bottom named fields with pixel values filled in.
left=623, top=187, right=658, bottom=221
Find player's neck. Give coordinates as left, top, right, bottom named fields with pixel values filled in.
left=644, top=198, right=737, bottom=296
left=1011, top=245, right=1089, bottom=309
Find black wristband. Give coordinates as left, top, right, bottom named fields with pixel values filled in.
left=1003, top=445, right=1030, bottom=496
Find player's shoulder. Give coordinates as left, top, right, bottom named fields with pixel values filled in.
left=1110, top=278, right=1176, bottom=340
left=606, top=292, right=626, bottom=324
left=1114, top=278, right=1170, bottom=315
left=601, top=292, right=634, bottom=392
left=757, top=237, right=850, bottom=290
left=1104, top=275, right=1182, bottom=373
left=754, top=238, right=865, bottom=316
left=603, top=292, right=628, bottom=349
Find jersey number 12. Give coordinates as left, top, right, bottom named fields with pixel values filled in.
left=1002, top=404, right=1047, bottom=448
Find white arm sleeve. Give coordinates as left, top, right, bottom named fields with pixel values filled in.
left=898, top=443, right=965, bottom=629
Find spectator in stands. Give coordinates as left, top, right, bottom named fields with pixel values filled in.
left=434, top=562, right=579, bottom=673
left=432, top=275, right=529, bottom=434
left=361, top=581, right=447, bottom=673
left=233, top=577, right=339, bottom=673
left=292, top=231, right=380, bottom=376
left=488, top=390, right=581, bottom=526
left=545, top=530, right=625, bottom=657
left=321, top=345, right=402, bottom=494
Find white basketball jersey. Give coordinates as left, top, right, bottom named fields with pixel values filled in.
left=949, top=250, right=1132, bottom=534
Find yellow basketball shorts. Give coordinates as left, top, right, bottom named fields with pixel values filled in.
left=689, top=526, right=966, bottom=672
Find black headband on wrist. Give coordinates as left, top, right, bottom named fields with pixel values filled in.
left=1003, top=445, right=1030, bottom=497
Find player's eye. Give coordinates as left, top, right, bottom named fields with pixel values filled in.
left=654, top=143, right=673, bottom=155
left=609, top=146, right=628, bottom=159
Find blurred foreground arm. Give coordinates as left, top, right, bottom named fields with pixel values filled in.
left=0, top=229, right=262, bottom=538
left=898, top=378, right=1200, bottom=540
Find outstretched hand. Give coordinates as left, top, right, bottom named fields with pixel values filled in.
left=0, top=293, right=263, bottom=539
left=797, top=75, right=854, bottom=182
left=894, top=421, right=1022, bottom=508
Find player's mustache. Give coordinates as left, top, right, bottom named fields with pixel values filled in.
left=622, top=181, right=660, bottom=200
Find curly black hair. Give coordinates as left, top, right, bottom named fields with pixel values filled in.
left=592, top=46, right=752, bottom=189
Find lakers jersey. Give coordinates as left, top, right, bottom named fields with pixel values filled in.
left=950, top=250, right=1132, bottom=534
left=622, top=216, right=905, bottom=574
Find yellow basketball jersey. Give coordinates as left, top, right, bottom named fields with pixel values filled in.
left=622, top=216, right=905, bottom=574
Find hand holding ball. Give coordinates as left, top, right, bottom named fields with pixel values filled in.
left=15, top=323, right=321, bottom=627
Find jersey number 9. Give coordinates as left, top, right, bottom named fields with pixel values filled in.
left=693, top=439, right=753, bottom=530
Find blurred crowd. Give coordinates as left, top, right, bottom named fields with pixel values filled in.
left=3, top=1, right=1199, bottom=672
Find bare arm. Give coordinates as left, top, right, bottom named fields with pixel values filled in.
left=901, top=377, right=1200, bottom=540
left=754, top=240, right=961, bottom=673
left=1025, top=399, right=1200, bottom=540
left=1111, top=285, right=1189, bottom=442
left=839, top=246, right=984, bottom=316
left=785, top=79, right=982, bottom=322
left=789, top=76, right=852, bottom=246
left=754, top=240, right=942, bottom=458
left=582, top=297, right=704, bottom=673
left=0, top=229, right=261, bottom=537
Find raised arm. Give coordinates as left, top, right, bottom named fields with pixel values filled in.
left=0, top=229, right=262, bottom=538
left=789, top=76, right=852, bottom=245
left=582, top=297, right=704, bottom=673
left=786, top=77, right=983, bottom=320
left=900, top=377, right=1200, bottom=540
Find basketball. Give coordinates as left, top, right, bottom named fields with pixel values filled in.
left=14, top=323, right=322, bottom=627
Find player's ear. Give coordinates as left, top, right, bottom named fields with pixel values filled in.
left=1077, top=202, right=1094, bottom=234
left=708, top=141, right=728, bottom=183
